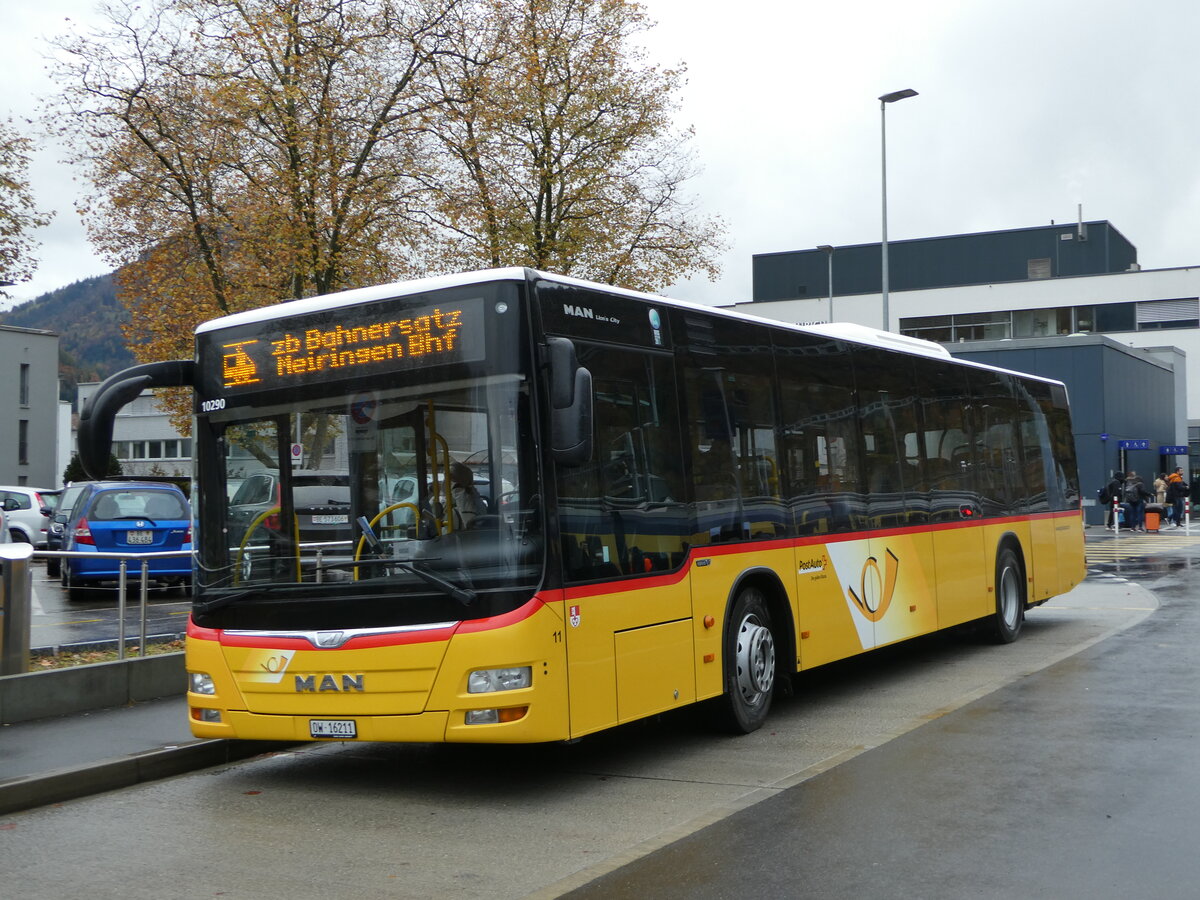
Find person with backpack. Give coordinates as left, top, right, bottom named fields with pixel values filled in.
left=1167, top=467, right=1190, bottom=528
left=1122, top=470, right=1153, bottom=532
left=1102, top=471, right=1124, bottom=529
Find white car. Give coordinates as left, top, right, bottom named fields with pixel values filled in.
left=0, top=486, right=60, bottom=547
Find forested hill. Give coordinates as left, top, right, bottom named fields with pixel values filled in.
left=0, top=274, right=135, bottom=403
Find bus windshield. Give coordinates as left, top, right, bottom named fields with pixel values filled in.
left=194, top=331, right=542, bottom=632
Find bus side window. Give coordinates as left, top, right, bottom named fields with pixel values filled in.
left=913, top=357, right=976, bottom=522
left=968, top=370, right=1020, bottom=517
left=776, top=333, right=863, bottom=536
left=555, top=347, right=688, bottom=582
left=853, top=348, right=925, bottom=529
left=680, top=319, right=785, bottom=544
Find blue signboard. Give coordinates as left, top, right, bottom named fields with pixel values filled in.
left=1118, top=440, right=1151, bottom=450
left=1160, top=445, right=1189, bottom=455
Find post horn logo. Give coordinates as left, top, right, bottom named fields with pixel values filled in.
left=847, top=548, right=900, bottom=623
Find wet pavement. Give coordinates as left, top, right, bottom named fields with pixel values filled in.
left=564, top=526, right=1200, bottom=898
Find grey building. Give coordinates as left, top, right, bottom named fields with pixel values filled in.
left=752, top=220, right=1137, bottom=303
left=0, top=324, right=60, bottom=488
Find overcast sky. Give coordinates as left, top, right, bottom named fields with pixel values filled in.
left=4, top=0, right=1200, bottom=310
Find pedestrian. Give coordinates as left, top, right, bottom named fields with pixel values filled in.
left=1122, top=470, right=1153, bottom=532
left=1167, top=466, right=1190, bottom=528
left=1103, top=470, right=1124, bottom=529
left=1154, top=472, right=1168, bottom=505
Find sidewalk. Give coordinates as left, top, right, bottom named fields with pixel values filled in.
left=0, top=694, right=287, bottom=816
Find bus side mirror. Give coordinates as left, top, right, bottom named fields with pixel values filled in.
left=547, top=337, right=593, bottom=466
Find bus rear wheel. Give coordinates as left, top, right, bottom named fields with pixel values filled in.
left=988, top=546, right=1025, bottom=644
left=717, top=587, right=777, bottom=734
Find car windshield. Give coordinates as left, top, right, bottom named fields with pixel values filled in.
left=56, top=484, right=89, bottom=522
left=194, top=374, right=544, bottom=630
left=89, top=490, right=188, bottom=521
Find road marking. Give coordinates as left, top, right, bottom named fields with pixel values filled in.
left=1087, top=534, right=1200, bottom=564
left=31, top=618, right=103, bottom=628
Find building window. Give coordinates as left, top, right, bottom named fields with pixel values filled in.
left=115, top=438, right=192, bottom=461
left=900, top=311, right=1011, bottom=342
left=18, top=420, right=28, bottom=465
left=19, top=364, right=30, bottom=406
left=905, top=298, right=1200, bottom=345
left=1136, top=298, right=1200, bottom=331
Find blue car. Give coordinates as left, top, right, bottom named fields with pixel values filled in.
left=60, top=481, right=193, bottom=600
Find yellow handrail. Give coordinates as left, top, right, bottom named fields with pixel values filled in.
left=352, top=502, right=429, bottom=581
left=232, top=505, right=301, bottom=584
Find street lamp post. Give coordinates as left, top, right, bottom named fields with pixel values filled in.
left=879, top=88, right=917, bottom=332
left=816, top=245, right=834, bottom=322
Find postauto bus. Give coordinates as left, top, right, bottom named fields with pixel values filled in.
left=76, top=267, right=1084, bottom=743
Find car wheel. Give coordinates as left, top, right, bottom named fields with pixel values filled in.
left=987, top=546, right=1025, bottom=644
left=716, top=586, right=777, bottom=734
left=64, top=569, right=92, bottom=602
left=46, top=557, right=60, bottom=577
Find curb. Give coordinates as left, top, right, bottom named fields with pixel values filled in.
left=0, top=739, right=296, bottom=817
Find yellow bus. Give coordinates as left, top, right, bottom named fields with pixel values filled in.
left=78, top=268, right=1085, bottom=742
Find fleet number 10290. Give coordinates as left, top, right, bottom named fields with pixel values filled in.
left=201, top=398, right=226, bottom=412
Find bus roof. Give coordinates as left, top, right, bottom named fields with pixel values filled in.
left=193, top=267, right=1062, bottom=387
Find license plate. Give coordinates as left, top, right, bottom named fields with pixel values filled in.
left=126, top=531, right=153, bottom=544
left=311, top=515, right=349, bottom=525
left=310, top=719, right=356, bottom=739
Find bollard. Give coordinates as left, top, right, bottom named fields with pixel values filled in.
left=1112, top=496, right=1121, bottom=536
left=0, top=542, right=34, bottom=675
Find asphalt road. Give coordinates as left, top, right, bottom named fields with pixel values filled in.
left=0, top=534, right=1166, bottom=900
left=565, top=544, right=1200, bottom=899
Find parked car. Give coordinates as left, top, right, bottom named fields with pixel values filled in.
left=227, top=471, right=352, bottom=579
left=46, top=482, right=92, bottom=577
left=57, top=481, right=193, bottom=600
left=0, top=486, right=61, bottom=548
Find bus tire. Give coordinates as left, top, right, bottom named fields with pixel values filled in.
left=718, top=586, right=777, bottom=734
left=988, top=546, right=1025, bottom=644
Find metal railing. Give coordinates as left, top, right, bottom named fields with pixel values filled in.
left=24, top=549, right=191, bottom=668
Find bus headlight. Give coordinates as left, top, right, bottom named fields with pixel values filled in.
left=468, top=666, right=532, bottom=694
left=189, top=672, right=217, bottom=695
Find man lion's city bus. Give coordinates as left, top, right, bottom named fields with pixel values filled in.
left=77, top=268, right=1084, bottom=743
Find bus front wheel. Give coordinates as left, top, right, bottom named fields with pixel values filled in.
left=988, top=546, right=1025, bottom=644
left=717, top=587, right=777, bottom=734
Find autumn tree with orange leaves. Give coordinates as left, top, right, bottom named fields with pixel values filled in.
left=49, top=0, right=724, bottom=401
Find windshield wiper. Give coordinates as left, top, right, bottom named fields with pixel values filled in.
left=353, top=516, right=476, bottom=606
left=395, top=560, right=476, bottom=607
left=195, top=589, right=259, bottom=615
left=339, top=556, right=476, bottom=607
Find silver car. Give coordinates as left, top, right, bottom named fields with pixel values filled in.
left=0, top=486, right=60, bottom=548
